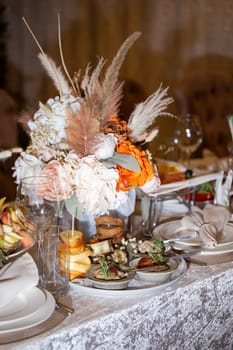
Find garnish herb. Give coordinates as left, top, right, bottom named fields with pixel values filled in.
left=99, top=257, right=110, bottom=279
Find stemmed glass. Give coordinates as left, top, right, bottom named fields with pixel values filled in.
left=174, top=113, right=203, bottom=168
left=15, top=176, right=56, bottom=284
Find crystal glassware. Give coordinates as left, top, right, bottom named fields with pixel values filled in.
left=15, top=176, right=56, bottom=286
left=174, top=113, right=203, bottom=168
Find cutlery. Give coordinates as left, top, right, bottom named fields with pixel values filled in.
left=184, top=257, right=207, bottom=266
left=55, top=299, right=74, bottom=316
left=163, top=233, right=199, bottom=244
left=165, top=250, right=201, bottom=260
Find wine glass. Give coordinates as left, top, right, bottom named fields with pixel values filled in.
left=174, top=113, right=203, bottom=168
left=15, top=176, right=56, bottom=284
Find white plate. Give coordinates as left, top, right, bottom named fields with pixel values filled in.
left=153, top=220, right=233, bottom=254
left=0, top=289, right=55, bottom=333
left=72, top=258, right=187, bottom=297
left=0, top=287, right=46, bottom=325
left=154, top=220, right=201, bottom=247
left=153, top=172, right=222, bottom=196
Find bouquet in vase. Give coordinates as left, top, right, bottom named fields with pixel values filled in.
left=13, top=24, right=173, bottom=235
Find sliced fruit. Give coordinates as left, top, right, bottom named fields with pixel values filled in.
left=4, top=233, right=21, bottom=245
left=2, top=224, right=13, bottom=234
left=1, top=211, right=12, bottom=226
left=18, top=231, right=34, bottom=248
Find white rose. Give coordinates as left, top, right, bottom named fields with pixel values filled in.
left=13, top=152, right=42, bottom=184
left=93, top=134, right=116, bottom=160
left=31, top=95, right=81, bottom=144
left=73, top=155, right=126, bottom=215
left=139, top=175, right=161, bottom=195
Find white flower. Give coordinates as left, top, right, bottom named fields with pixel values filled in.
left=93, top=134, right=116, bottom=160
left=30, top=95, right=81, bottom=145
left=73, top=155, right=128, bottom=215
left=13, top=152, right=42, bottom=184
left=139, top=165, right=161, bottom=194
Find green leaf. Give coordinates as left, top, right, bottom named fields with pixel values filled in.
left=141, top=195, right=151, bottom=222
left=197, top=182, right=214, bottom=194
left=65, top=194, right=83, bottom=220
left=102, top=153, right=141, bottom=172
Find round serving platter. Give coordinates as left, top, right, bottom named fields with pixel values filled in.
left=71, top=258, right=187, bottom=297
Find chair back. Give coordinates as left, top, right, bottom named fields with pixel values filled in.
left=174, top=70, right=233, bottom=157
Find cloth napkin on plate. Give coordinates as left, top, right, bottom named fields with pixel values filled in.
left=0, top=253, right=39, bottom=308
left=181, top=204, right=230, bottom=248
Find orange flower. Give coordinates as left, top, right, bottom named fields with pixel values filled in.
left=103, top=115, right=130, bottom=143
left=116, top=140, right=154, bottom=191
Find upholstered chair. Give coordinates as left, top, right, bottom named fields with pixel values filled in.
left=173, top=70, right=233, bottom=157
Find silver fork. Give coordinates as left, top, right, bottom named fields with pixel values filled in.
left=55, top=299, right=74, bottom=316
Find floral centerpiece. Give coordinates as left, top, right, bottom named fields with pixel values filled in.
left=13, top=21, right=173, bottom=230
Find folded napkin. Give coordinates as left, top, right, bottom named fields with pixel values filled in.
left=181, top=205, right=230, bottom=248
left=0, top=253, right=39, bottom=308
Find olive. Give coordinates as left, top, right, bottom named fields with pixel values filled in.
left=185, top=169, right=193, bottom=179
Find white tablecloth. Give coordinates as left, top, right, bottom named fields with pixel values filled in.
left=2, top=258, right=233, bottom=350
left=2, top=197, right=233, bottom=350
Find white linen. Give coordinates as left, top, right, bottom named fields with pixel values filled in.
left=181, top=205, right=230, bottom=248
left=1, top=202, right=233, bottom=349
left=0, top=253, right=39, bottom=308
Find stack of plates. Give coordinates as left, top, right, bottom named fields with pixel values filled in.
left=0, top=287, right=55, bottom=333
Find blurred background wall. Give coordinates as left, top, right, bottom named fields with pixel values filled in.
left=1, top=0, right=233, bottom=157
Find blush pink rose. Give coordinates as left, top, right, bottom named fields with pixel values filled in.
left=39, top=160, right=73, bottom=200
left=139, top=165, right=161, bottom=195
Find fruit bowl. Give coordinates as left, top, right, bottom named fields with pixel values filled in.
left=0, top=198, right=35, bottom=268
left=0, top=231, right=35, bottom=267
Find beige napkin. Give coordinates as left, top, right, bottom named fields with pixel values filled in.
left=0, top=253, right=39, bottom=308
left=181, top=205, right=230, bottom=248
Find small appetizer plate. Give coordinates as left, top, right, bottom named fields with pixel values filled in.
left=135, top=258, right=178, bottom=284
left=86, top=265, right=135, bottom=290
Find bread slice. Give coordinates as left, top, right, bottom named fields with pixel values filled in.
left=58, top=247, right=92, bottom=264
left=58, top=246, right=92, bottom=281
left=59, top=242, right=85, bottom=254
left=59, top=258, right=91, bottom=280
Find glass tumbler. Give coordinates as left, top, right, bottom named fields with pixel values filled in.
left=39, top=224, right=70, bottom=296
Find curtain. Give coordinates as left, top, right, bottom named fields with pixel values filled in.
left=4, top=0, right=233, bottom=154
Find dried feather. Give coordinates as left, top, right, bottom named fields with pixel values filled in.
left=39, top=101, right=52, bottom=117
left=80, top=64, right=91, bottom=92
left=143, top=128, right=159, bottom=144
left=17, top=113, right=32, bottom=134
left=100, top=32, right=141, bottom=126
left=38, top=53, right=71, bottom=96
left=73, top=70, right=82, bottom=96
left=127, top=85, right=174, bottom=141
left=66, top=106, right=100, bottom=158
left=58, top=13, right=77, bottom=95
left=22, top=17, right=71, bottom=98
left=88, top=57, right=106, bottom=95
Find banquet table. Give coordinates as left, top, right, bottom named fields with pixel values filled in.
left=1, top=257, right=233, bottom=350
left=1, top=168, right=233, bottom=350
